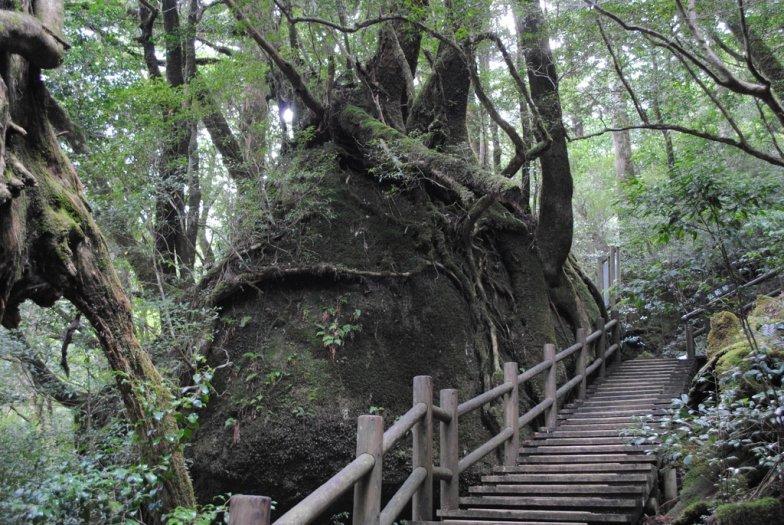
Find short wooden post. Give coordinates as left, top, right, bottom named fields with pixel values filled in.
left=612, top=310, right=622, bottom=366
left=439, top=388, right=459, bottom=512
left=353, top=415, right=383, bottom=525
left=544, top=344, right=557, bottom=430
left=686, top=323, right=695, bottom=360
left=503, top=362, right=519, bottom=465
left=662, top=467, right=678, bottom=508
left=577, top=328, right=588, bottom=400
left=598, top=317, right=607, bottom=378
left=228, top=495, right=271, bottom=525
left=412, top=376, right=433, bottom=521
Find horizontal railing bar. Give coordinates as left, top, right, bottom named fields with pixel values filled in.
left=433, top=466, right=453, bottom=481
left=432, top=405, right=452, bottom=423
left=518, top=359, right=551, bottom=384
left=682, top=268, right=780, bottom=321
left=605, top=318, right=618, bottom=330
left=274, top=453, right=375, bottom=525
left=693, top=326, right=707, bottom=337
left=586, top=356, right=603, bottom=376
left=555, top=342, right=582, bottom=362
left=586, top=328, right=602, bottom=343
left=378, top=467, right=426, bottom=525
left=382, top=402, right=427, bottom=454
left=556, top=374, right=583, bottom=399
left=458, top=427, right=513, bottom=474
left=518, top=397, right=552, bottom=427
left=604, top=343, right=619, bottom=359
left=457, top=382, right=513, bottom=417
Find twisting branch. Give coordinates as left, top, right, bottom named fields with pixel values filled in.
left=586, top=0, right=784, bottom=127
left=60, top=313, right=81, bottom=377
left=224, top=0, right=325, bottom=121
left=473, top=32, right=552, bottom=168
left=572, top=123, right=784, bottom=167
left=0, top=10, right=66, bottom=68
left=596, top=21, right=649, bottom=124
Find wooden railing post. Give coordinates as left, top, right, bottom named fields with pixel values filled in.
left=597, top=258, right=606, bottom=306
left=686, top=323, right=695, bottom=360
left=353, top=415, right=383, bottom=525
left=503, top=362, right=519, bottom=465
left=412, top=376, right=433, bottom=521
left=228, top=495, right=271, bottom=525
left=577, top=328, right=588, bottom=400
left=608, top=248, right=617, bottom=309
left=598, top=316, right=607, bottom=378
left=439, top=388, right=459, bottom=512
left=612, top=310, right=622, bottom=366
left=544, top=344, right=557, bottom=430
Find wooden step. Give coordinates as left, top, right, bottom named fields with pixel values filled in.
left=520, top=445, right=653, bottom=454
left=438, top=519, right=588, bottom=525
left=438, top=508, right=634, bottom=523
left=482, top=472, right=651, bottom=483
left=519, top=454, right=657, bottom=464
left=459, top=495, right=640, bottom=508
left=494, top=463, right=654, bottom=473
left=470, top=483, right=647, bottom=495
left=525, top=437, right=650, bottom=446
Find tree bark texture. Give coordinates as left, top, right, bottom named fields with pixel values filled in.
left=0, top=1, right=195, bottom=511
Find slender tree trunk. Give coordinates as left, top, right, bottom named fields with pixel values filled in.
left=610, top=82, right=636, bottom=181
left=518, top=0, right=574, bottom=285
left=650, top=51, right=676, bottom=171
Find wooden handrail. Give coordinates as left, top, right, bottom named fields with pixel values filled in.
left=457, top=381, right=513, bottom=416
left=382, top=402, right=426, bottom=453
left=274, top=453, right=375, bottom=524
left=232, top=293, right=626, bottom=525
left=517, top=358, right=552, bottom=383
left=379, top=467, right=426, bottom=525
left=458, top=427, right=514, bottom=473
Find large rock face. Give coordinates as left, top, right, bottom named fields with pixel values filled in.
left=189, top=145, right=603, bottom=515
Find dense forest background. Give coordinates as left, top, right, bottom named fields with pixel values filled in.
left=0, top=0, right=782, bottom=523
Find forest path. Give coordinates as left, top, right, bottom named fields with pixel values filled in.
left=436, top=358, right=693, bottom=525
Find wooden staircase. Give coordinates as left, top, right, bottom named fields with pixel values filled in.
left=438, top=358, right=693, bottom=525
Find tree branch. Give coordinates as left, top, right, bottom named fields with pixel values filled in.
left=0, top=10, right=65, bottom=68
left=224, top=0, right=325, bottom=121
left=572, top=123, right=784, bottom=167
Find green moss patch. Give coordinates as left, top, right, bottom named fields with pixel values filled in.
left=715, top=497, right=783, bottom=525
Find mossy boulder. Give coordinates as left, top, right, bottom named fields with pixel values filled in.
left=707, top=311, right=742, bottom=358
left=715, top=497, right=783, bottom=525
left=673, top=500, right=712, bottom=525
left=190, top=145, right=604, bottom=515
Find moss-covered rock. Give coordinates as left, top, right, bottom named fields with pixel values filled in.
left=715, top=497, right=783, bottom=525
left=673, top=500, right=712, bottom=525
left=190, top=143, right=604, bottom=515
left=707, top=311, right=742, bottom=357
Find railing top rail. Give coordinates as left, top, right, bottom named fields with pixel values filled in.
left=273, top=453, right=375, bottom=525
left=382, top=402, right=426, bottom=454
left=681, top=268, right=781, bottom=322
left=517, top=358, right=552, bottom=384
left=457, top=381, right=513, bottom=417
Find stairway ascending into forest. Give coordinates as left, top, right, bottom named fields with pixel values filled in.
left=437, top=358, right=693, bottom=525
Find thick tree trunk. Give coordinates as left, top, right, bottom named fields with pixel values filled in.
left=518, top=0, right=573, bottom=285
left=0, top=2, right=195, bottom=512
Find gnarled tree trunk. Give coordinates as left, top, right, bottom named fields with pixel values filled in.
left=0, top=1, right=195, bottom=512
